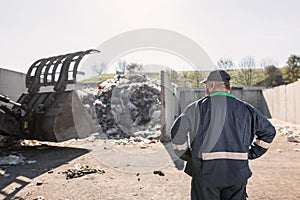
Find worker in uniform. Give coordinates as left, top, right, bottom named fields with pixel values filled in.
left=171, top=70, right=276, bottom=200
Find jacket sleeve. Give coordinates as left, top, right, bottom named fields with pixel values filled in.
left=248, top=108, right=276, bottom=160
left=170, top=105, right=195, bottom=161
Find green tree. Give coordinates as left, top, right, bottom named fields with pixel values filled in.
left=166, top=69, right=179, bottom=84
left=258, top=58, right=283, bottom=87
left=188, top=70, right=203, bottom=88
left=283, top=55, right=300, bottom=84
left=182, top=71, right=189, bottom=86
left=264, top=65, right=283, bottom=87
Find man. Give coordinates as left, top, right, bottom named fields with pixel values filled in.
left=171, top=70, right=276, bottom=200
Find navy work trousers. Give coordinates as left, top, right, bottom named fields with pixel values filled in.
left=191, top=178, right=247, bottom=200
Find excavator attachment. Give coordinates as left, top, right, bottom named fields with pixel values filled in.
left=0, top=49, right=99, bottom=142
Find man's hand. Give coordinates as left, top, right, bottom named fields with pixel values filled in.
left=248, top=143, right=268, bottom=159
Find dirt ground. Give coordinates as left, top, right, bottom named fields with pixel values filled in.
left=1, top=119, right=300, bottom=200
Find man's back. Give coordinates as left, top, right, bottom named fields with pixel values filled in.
left=171, top=70, right=276, bottom=199
left=191, top=94, right=259, bottom=186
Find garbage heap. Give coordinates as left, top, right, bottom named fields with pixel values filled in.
left=94, top=74, right=161, bottom=139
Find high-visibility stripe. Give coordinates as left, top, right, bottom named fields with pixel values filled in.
left=173, top=142, right=188, bottom=151
left=202, top=152, right=248, bottom=160
left=254, top=139, right=271, bottom=149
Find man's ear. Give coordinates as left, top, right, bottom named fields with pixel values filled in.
left=208, top=82, right=215, bottom=89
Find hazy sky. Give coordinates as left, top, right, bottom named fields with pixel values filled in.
left=1, top=0, right=300, bottom=73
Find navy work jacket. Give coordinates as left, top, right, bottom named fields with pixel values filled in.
left=171, top=91, right=276, bottom=186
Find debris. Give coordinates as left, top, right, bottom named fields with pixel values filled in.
left=140, top=145, right=148, bottom=149
left=149, top=140, right=157, bottom=144
left=287, top=136, right=299, bottom=143
left=153, top=170, right=165, bottom=176
left=62, top=164, right=105, bottom=179
left=0, top=154, right=25, bottom=165
left=294, top=149, right=300, bottom=152
left=26, top=160, right=37, bottom=164
left=90, top=75, right=161, bottom=138
left=277, top=125, right=300, bottom=144
left=276, top=149, right=282, bottom=153
left=33, top=196, right=45, bottom=200
left=20, top=140, right=41, bottom=146
left=25, top=191, right=34, bottom=196
left=36, top=181, right=43, bottom=186
left=279, top=127, right=292, bottom=136
left=0, top=154, right=38, bottom=166
left=78, top=75, right=163, bottom=147
left=0, top=168, right=9, bottom=177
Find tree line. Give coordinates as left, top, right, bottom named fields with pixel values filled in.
left=91, top=55, right=300, bottom=88
left=217, top=55, right=300, bottom=87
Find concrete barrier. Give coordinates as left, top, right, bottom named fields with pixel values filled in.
left=162, top=81, right=273, bottom=137
left=160, top=71, right=180, bottom=141
left=295, top=81, right=300, bottom=124
left=263, top=80, right=300, bottom=124
left=286, top=83, right=295, bottom=123
left=0, top=68, right=26, bottom=103
left=176, top=87, right=270, bottom=117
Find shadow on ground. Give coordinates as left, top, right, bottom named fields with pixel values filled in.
left=0, top=144, right=89, bottom=200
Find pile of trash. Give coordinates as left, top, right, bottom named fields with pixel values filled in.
left=80, top=74, right=162, bottom=139
left=109, top=131, right=160, bottom=149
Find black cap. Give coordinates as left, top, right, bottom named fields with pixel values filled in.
left=200, top=70, right=231, bottom=84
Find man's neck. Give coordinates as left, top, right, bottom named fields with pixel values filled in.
left=208, top=88, right=229, bottom=94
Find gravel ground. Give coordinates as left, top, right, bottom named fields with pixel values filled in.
left=0, top=119, right=300, bottom=200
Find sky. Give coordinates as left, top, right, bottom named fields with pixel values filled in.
left=1, top=0, right=300, bottom=74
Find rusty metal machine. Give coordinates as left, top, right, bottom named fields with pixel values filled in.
left=0, top=49, right=99, bottom=142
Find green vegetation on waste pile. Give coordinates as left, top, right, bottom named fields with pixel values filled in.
left=80, top=74, right=115, bottom=83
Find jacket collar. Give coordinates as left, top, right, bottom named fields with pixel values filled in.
left=208, top=91, right=235, bottom=99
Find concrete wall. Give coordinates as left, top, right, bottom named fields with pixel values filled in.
left=162, top=83, right=272, bottom=137
left=0, top=68, right=26, bottom=103
left=176, top=87, right=271, bottom=118
left=263, top=80, right=300, bottom=124
left=160, top=71, right=179, bottom=141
